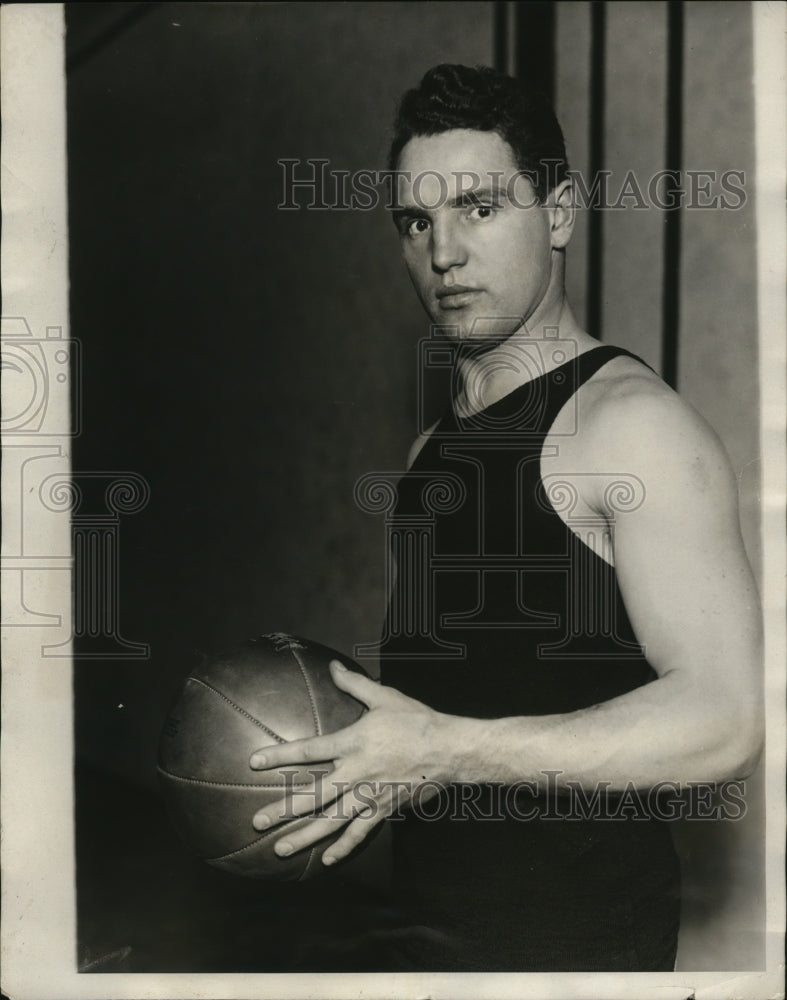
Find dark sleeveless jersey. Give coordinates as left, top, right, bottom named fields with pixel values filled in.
left=379, top=345, right=681, bottom=972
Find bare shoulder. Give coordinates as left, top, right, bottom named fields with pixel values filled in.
left=579, top=355, right=737, bottom=506
left=406, top=419, right=440, bottom=470
left=584, top=356, right=726, bottom=457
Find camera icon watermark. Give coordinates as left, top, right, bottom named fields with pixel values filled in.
left=353, top=327, right=647, bottom=662
left=1, top=316, right=81, bottom=436
left=417, top=322, right=581, bottom=438
left=2, top=315, right=149, bottom=658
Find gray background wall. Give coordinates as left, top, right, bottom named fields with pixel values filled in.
left=555, top=2, right=762, bottom=970
left=66, top=1, right=763, bottom=973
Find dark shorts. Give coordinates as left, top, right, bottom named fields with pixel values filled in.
left=381, top=803, right=681, bottom=972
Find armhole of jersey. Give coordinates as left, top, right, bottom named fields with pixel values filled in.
left=406, top=420, right=440, bottom=471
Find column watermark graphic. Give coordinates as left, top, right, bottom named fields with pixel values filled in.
left=1, top=316, right=150, bottom=658
left=353, top=326, right=651, bottom=662
left=353, top=470, right=468, bottom=660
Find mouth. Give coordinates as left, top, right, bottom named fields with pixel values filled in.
left=435, top=285, right=481, bottom=309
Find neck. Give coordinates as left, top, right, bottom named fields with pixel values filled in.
left=452, top=289, right=597, bottom=419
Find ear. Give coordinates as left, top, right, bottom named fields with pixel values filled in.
left=548, top=179, right=575, bottom=250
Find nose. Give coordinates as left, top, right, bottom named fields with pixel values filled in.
left=430, top=217, right=467, bottom=273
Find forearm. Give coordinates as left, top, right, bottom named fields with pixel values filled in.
left=431, top=668, right=763, bottom=791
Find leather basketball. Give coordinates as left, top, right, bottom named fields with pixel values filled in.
left=157, top=633, right=369, bottom=880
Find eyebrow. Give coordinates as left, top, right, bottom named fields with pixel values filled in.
left=391, top=185, right=507, bottom=226
left=450, top=185, right=506, bottom=207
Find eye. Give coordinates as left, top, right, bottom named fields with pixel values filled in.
left=468, top=204, right=498, bottom=221
left=406, top=217, right=430, bottom=237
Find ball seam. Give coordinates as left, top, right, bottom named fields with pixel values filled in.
left=187, top=676, right=286, bottom=744
left=156, top=766, right=311, bottom=789
left=298, top=847, right=320, bottom=881
left=205, top=815, right=306, bottom=863
left=289, top=645, right=322, bottom=736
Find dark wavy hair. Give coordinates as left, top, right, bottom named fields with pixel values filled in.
left=388, top=64, right=569, bottom=203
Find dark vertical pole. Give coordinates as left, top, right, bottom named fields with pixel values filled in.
left=661, top=1, right=684, bottom=389
left=513, top=1, right=556, bottom=103
left=586, top=1, right=606, bottom=341
left=494, top=1, right=509, bottom=74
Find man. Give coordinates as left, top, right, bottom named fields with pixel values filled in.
left=248, top=65, right=763, bottom=971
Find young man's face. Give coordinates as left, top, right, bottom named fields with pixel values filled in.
left=393, top=129, right=559, bottom=343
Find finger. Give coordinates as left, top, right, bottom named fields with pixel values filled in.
left=329, top=659, right=384, bottom=708
left=269, top=800, right=356, bottom=857
left=249, top=732, right=341, bottom=770
left=321, top=803, right=387, bottom=866
left=271, top=789, right=388, bottom=863
left=252, top=770, right=350, bottom=831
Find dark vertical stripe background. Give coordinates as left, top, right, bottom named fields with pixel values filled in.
left=493, top=1, right=509, bottom=73
left=586, top=0, right=606, bottom=341
left=513, top=1, right=556, bottom=102
left=661, top=1, right=684, bottom=388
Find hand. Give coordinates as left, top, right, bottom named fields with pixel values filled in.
left=248, top=659, right=451, bottom=867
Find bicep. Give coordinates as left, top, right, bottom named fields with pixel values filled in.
left=603, top=403, right=761, bottom=703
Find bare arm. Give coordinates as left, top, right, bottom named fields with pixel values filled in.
left=249, top=386, right=763, bottom=860
left=437, top=387, right=763, bottom=788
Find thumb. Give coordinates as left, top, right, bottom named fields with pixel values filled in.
left=329, top=659, right=383, bottom=708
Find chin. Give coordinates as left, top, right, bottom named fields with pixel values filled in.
left=429, top=313, right=515, bottom=345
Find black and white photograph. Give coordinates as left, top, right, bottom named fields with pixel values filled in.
left=1, top=2, right=785, bottom=997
